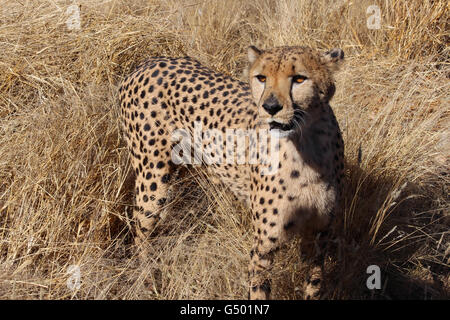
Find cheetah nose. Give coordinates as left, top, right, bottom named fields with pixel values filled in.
left=262, top=96, right=283, bottom=116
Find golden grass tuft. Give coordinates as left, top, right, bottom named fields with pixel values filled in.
left=0, top=0, right=448, bottom=299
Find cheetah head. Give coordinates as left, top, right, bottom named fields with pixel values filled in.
left=248, top=46, right=344, bottom=135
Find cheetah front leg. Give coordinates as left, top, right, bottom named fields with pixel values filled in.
left=248, top=224, right=330, bottom=300
left=248, top=202, right=285, bottom=300
left=301, top=232, right=326, bottom=300
left=248, top=236, right=278, bottom=299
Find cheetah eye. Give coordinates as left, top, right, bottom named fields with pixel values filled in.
left=256, top=75, right=266, bottom=83
left=292, top=75, right=308, bottom=84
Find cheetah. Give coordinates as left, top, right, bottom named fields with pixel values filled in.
left=119, top=46, right=345, bottom=300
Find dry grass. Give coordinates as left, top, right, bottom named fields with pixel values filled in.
left=0, top=0, right=448, bottom=299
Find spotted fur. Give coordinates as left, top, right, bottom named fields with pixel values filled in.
left=119, top=46, right=345, bottom=300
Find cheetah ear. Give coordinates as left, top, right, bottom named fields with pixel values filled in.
left=322, top=48, right=344, bottom=72
left=248, top=46, right=262, bottom=64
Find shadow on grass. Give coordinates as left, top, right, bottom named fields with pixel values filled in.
left=315, top=160, right=448, bottom=299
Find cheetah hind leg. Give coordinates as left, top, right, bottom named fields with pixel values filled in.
left=132, top=164, right=175, bottom=261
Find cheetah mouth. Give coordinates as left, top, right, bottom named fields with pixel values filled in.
left=268, top=110, right=304, bottom=134
left=268, top=121, right=294, bottom=138
left=269, top=120, right=294, bottom=132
